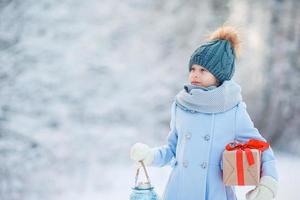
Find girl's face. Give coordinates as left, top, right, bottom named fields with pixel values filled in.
left=188, top=64, right=219, bottom=87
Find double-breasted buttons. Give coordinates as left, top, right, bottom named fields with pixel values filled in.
left=183, top=160, right=189, bottom=168
left=201, top=162, right=207, bottom=169
left=185, top=132, right=192, bottom=140
left=204, top=134, right=210, bottom=141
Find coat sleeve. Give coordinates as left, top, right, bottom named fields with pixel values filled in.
left=235, top=101, right=279, bottom=181
left=150, top=101, right=178, bottom=167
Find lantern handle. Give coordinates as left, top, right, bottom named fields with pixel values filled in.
left=134, top=160, right=152, bottom=187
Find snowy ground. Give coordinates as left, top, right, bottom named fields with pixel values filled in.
left=57, top=152, right=299, bottom=200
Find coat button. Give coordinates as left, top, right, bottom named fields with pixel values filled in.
left=204, top=134, right=210, bottom=141
left=185, top=132, right=192, bottom=140
left=183, top=160, right=189, bottom=168
left=201, top=162, right=207, bottom=169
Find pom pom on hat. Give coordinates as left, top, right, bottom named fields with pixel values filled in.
left=208, top=26, right=241, bottom=57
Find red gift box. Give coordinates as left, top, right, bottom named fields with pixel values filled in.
left=222, top=139, right=270, bottom=186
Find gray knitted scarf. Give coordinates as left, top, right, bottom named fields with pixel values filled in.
left=175, top=80, right=242, bottom=113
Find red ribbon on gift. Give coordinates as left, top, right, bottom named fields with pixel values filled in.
left=225, top=139, right=270, bottom=185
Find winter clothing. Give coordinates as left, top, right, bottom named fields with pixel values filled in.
left=183, top=83, right=217, bottom=92
left=176, top=80, right=242, bottom=113
left=148, top=80, right=278, bottom=200
left=189, top=39, right=236, bottom=83
left=130, top=143, right=155, bottom=166
left=246, top=176, right=278, bottom=200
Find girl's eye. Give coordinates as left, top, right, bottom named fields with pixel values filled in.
left=201, top=69, right=206, bottom=72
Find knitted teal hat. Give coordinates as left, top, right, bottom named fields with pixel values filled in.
left=189, top=27, right=240, bottom=83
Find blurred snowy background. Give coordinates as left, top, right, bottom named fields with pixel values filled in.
left=0, top=0, right=299, bottom=199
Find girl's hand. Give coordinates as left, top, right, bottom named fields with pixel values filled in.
left=246, top=176, right=278, bottom=200
left=130, top=143, right=155, bottom=166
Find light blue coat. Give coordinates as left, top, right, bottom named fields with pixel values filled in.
left=151, top=94, right=278, bottom=200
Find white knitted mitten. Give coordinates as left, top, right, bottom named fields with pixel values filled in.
left=130, top=143, right=155, bottom=166
left=246, top=176, right=278, bottom=200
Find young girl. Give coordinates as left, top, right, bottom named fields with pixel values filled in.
left=130, top=26, right=278, bottom=200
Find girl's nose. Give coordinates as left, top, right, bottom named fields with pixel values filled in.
left=193, top=73, right=200, bottom=78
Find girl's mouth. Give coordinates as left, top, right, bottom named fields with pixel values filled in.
left=191, top=81, right=202, bottom=85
